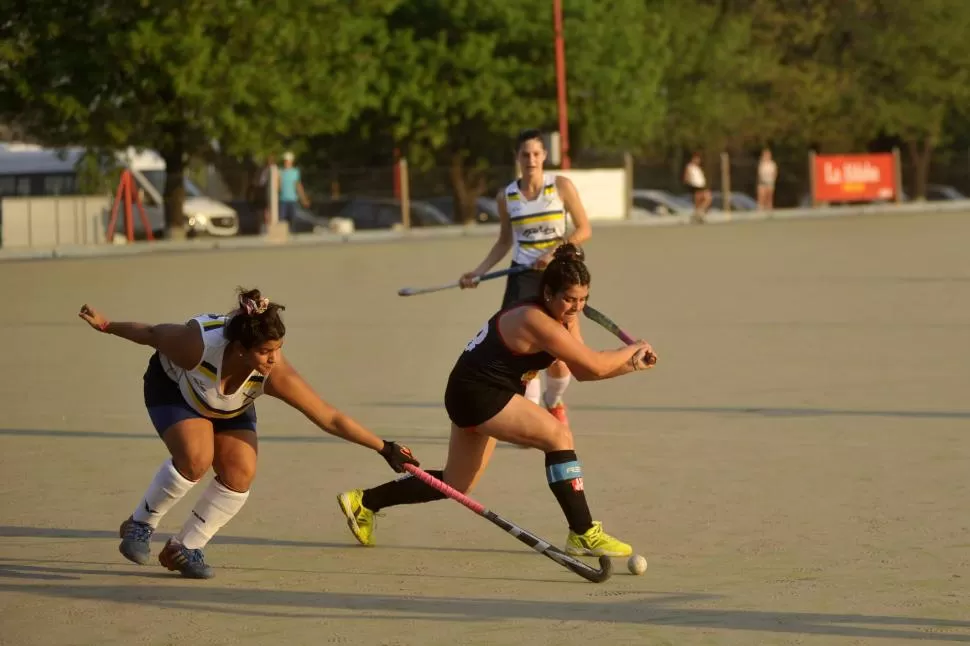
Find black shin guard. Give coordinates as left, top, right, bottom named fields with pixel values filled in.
left=545, top=450, right=594, bottom=535
left=361, top=469, right=447, bottom=512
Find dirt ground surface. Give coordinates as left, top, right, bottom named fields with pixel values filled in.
left=1, top=212, right=968, bottom=646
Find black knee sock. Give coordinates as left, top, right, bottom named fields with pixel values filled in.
left=361, top=470, right=447, bottom=513
left=545, top=450, right=594, bottom=535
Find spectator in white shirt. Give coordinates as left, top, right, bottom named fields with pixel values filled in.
left=683, top=152, right=712, bottom=220
left=757, top=148, right=778, bottom=211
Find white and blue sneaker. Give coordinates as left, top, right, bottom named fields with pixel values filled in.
left=158, top=538, right=214, bottom=579
left=118, top=516, right=154, bottom=565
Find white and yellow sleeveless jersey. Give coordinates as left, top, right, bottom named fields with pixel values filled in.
left=159, top=314, right=266, bottom=419
left=504, top=174, right=567, bottom=265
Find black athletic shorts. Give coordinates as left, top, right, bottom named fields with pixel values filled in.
left=501, top=262, right=543, bottom=309
left=444, top=376, right=518, bottom=429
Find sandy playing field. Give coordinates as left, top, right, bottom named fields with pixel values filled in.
left=1, top=212, right=968, bottom=645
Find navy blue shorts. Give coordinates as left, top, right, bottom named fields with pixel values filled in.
left=143, top=352, right=257, bottom=436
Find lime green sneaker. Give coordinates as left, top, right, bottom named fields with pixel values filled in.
left=337, top=489, right=377, bottom=546
left=565, top=521, right=632, bottom=557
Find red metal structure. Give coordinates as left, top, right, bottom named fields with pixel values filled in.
left=105, top=169, right=154, bottom=242
left=553, top=0, right=571, bottom=169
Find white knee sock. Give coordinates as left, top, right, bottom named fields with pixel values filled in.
left=175, top=479, right=250, bottom=550
left=543, top=375, right=571, bottom=408
left=524, top=376, right=541, bottom=405
left=130, top=458, right=198, bottom=528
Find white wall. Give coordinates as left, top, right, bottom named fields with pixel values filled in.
left=552, top=168, right=628, bottom=221
left=1, top=196, right=109, bottom=248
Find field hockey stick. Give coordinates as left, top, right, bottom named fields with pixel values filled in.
left=583, top=305, right=636, bottom=345
left=397, top=265, right=530, bottom=297
left=403, top=464, right=612, bottom=583
left=583, top=305, right=657, bottom=368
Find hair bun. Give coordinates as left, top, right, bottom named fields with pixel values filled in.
left=553, top=243, right=584, bottom=263
left=237, top=287, right=270, bottom=316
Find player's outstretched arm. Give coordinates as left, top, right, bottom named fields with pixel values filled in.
left=522, top=308, right=655, bottom=381
left=78, top=304, right=204, bottom=370
left=264, top=356, right=420, bottom=473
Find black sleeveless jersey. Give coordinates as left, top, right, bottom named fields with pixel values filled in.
left=448, top=303, right=557, bottom=395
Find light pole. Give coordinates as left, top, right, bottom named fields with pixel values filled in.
left=553, top=0, right=571, bottom=169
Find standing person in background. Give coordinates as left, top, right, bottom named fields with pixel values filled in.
left=757, top=148, right=778, bottom=211
left=683, top=152, right=712, bottom=222
left=457, top=129, right=592, bottom=428
left=279, top=151, right=310, bottom=232
left=683, top=152, right=713, bottom=222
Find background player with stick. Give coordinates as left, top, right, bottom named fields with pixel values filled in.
left=339, top=244, right=656, bottom=558
left=458, top=129, right=593, bottom=426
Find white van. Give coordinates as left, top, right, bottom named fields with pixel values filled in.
left=0, top=143, right=239, bottom=237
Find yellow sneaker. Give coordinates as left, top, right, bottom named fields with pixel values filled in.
left=337, top=489, right=377, bottom=546
left=565, top=521, right=632, bottom=557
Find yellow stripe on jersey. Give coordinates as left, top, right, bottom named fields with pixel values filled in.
left=202, top=320, right=225, bottom=330
left=513, top=212, right=564, bottom=227
left=197, top=361, right=217, bottom=381
left=519, top=239, right=561, bottom=249
left=184, top=382, right=251, bottom=419
left=506, top=192, right=521, bottom=202
left=543, top=184, right=555, bottom=196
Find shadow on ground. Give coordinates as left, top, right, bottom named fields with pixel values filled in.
left=0, top=560, right=967, bottom=641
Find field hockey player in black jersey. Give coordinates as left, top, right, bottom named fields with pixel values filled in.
left=338, top=244, right=656, bottom=557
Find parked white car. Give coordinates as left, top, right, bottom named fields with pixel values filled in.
left=0, top=143, right=239, bottom=237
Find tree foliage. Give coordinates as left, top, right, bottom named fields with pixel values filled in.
left=851, top=0, right=970, bottom=196
left=3, top=0, right=970, bottom=215
left=311, top=0, right=672, bottom=221
left=1, top=0, right=394, bottom=229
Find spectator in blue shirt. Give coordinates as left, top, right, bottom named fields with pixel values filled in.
left=279, top=151, right=310, bottom=230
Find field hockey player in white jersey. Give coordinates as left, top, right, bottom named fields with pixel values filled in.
left=459, top=128, right=592, bottom=427
left=77, top=288, right=420, bottom=579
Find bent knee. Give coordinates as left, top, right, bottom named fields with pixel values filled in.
left=544, top=423, right=574, bottom=452
left=215, top=465, right=256, bottom=493
left=213, top=458, right=257, bottom=492
left=549, top=358, right=571, bottom=374
left=172, top=455, right=212, bottom=482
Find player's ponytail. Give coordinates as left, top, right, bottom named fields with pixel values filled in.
left=224, top=287, right=286, bottom=349
left=539, top=242, right=590, bottom=300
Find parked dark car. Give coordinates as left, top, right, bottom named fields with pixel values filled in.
left=924, top=184, right=967, bottom=201
left=227, top=200, right=323, bottom=235
left=631, top=189, right=693, bottom=216
left=229, top=196, right=454, bottom=234
left=423, top=196, right=500, bottom=223
left=308, top=197, right=452, bottom=230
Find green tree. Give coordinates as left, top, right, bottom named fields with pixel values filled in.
left=384, top=0, right=557, bottom=222
left=310, top=0, right=671, bottom=223
left=0, top=0, right=394, bottom=233
left=652, top=1, right=778, bottom=155
left=850, top=0, right=970, bottom=198
left=742, top=0, right=873, bottom=152
left=563, top=1, right=670, bottom=156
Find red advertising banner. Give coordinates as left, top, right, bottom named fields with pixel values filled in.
left=812, top=153, right=897, bottom=203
